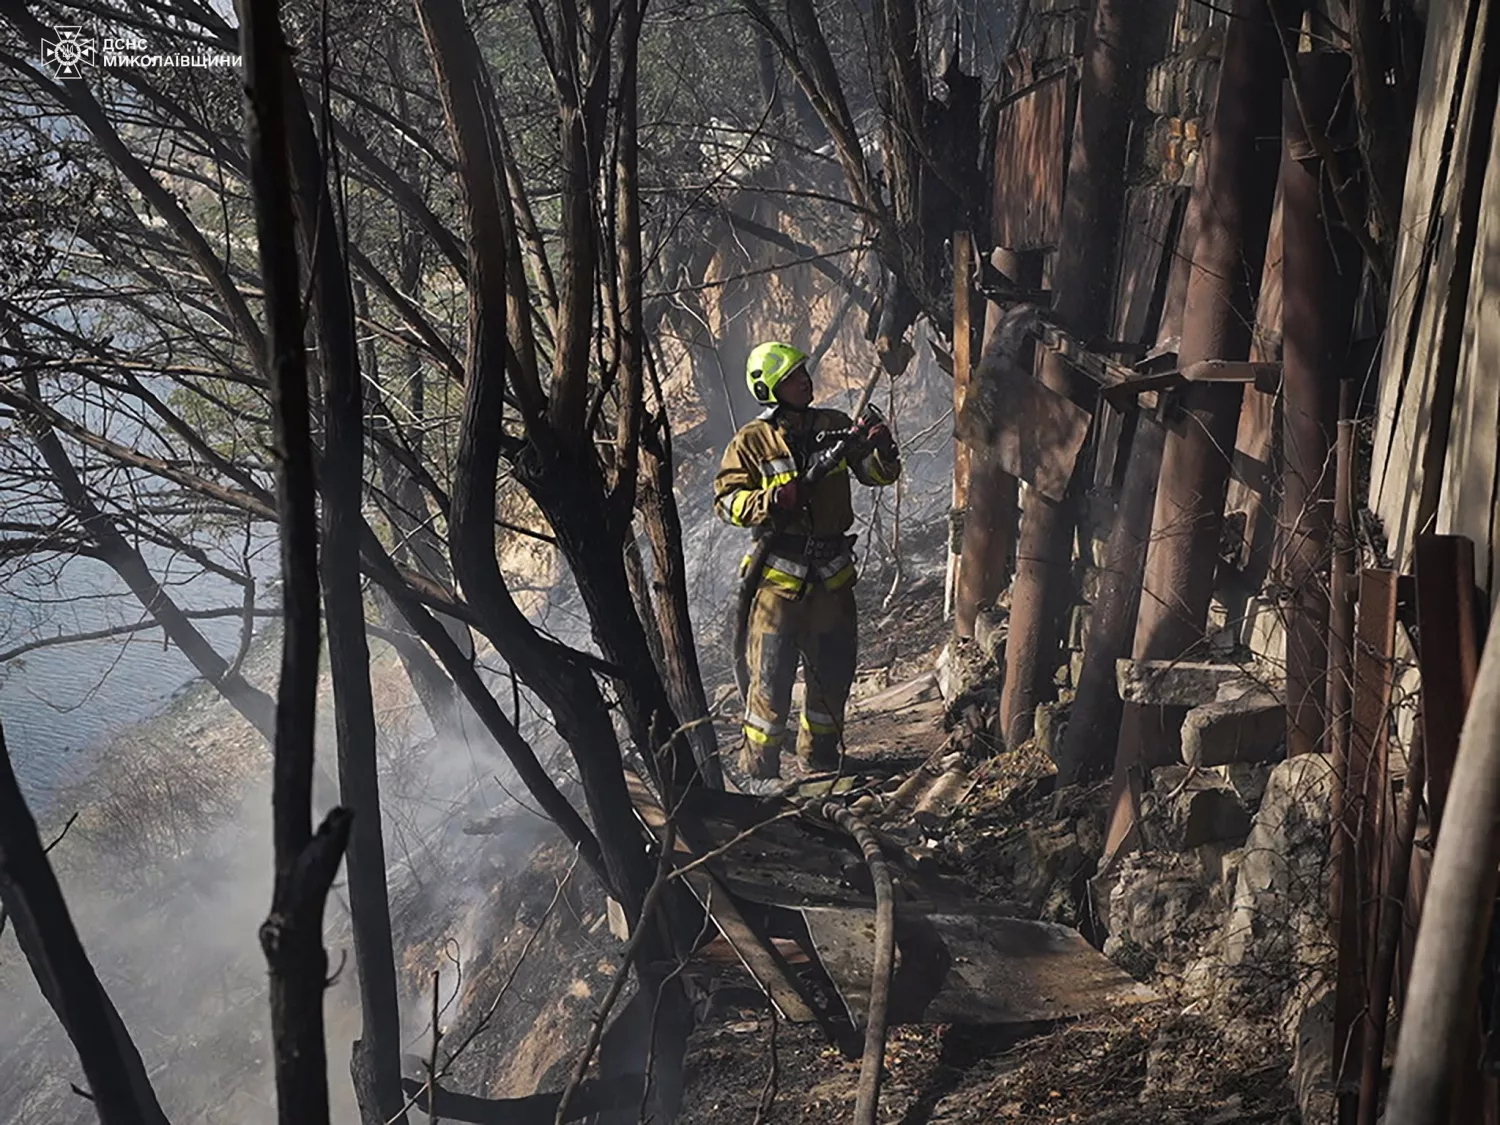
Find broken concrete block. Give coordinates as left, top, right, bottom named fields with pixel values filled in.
left=1180, top=788, right=1253, bottom=848
left=1143, top=768, right=1254, bottom=851
left=1180, top=692, right=1285, bottom=768
left=1145, top=61, right=1179, bottom=116
left=935, top=642, right=956, bottom=704
left=1116, top=659, right=1262, bottom=708
left=935, top=640, right=994, bottom=709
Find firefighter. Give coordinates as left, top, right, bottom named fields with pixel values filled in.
left=714, top=341, right=901, bottom=781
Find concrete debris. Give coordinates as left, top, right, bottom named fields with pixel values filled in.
left=606, top=896, right=630, bottom=941
left=911, top=765, right=976, bottom=831
left=1100, top=853, right=1216, bottom=980
left=1180, top=691, right=1285, bottom=767
left=1141, top=767, right=1258, bottom=851
left=1115, top=658, right=1265, bottom=707
left=1033, top=700, right=1068, bottom=764
left=853, top=671, right=939, bottom=714
left=1220, top=754, right=1336, bottom=1033
left=934, top=639, right=996, bottom=711
left=972, top=605, right=1008, bottom=664
left=885, top=752, right=966, bottom=820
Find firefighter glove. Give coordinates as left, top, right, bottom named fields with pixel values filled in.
left=854, top=413, right=897, bottom=457
left=771, top=478, right=805, bottom=511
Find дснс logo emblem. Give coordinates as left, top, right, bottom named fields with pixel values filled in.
left=41, top=27, right=96, bottom=80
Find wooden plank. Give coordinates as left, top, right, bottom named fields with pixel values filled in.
left=991, top=71, right=1070, bottom=249
left=1436, top=74, right=1500, bottom=603
left=1111, top=185, right=1186, bottom=344
left=1224, top=179, right=1285, bottom=583
left=800, top=906, right=1157, bottom=1026
left=1368, top=0, right=1496, bottom=573
left=957, top=350, right=1093, bottom=502
left=624, top=773, right=820, bottom=1025
left=1414, top=535, right=1483, bottom=836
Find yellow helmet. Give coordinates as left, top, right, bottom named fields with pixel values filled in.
left=745, top=341, right=808, bottom=404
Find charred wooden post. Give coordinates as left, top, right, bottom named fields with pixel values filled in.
left=1279, top=52, right=1363, bottom=758
left=956, top=248, right=1031, bottom=638
left=998, top=0, right=1146, bottom=747
left=244, top=1, right=354, bottom=1121
left=1102, top=0, right=1288, bottom=863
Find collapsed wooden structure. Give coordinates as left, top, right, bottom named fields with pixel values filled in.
left=941, top=0, right=1500, bottom=1119
left=625, top=764, right=1155, bottom=1051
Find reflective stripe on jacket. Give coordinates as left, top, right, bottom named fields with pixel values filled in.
left=713, top=405, right=900, bottom=536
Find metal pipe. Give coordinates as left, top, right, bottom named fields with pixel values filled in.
left=1056, top=411, right=1167, bottom=784
left=1279, top=52, right=1363, bottom=757
left=1100, top=0, right=1287, bottom=865
left=998, top=0, right=1145, bottom=747
left=1385, top=627, right=1500, bottom=1125
left=1131, top=0, right=1285, bottom=670
left=948, top=231, right=975, bottom=629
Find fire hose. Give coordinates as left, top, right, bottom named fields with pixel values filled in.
left=732, top=366, right=890, bottom=704
left=820, top=801, right=895, bottom=1125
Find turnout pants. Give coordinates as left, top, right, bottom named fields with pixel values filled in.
left=739, top=579, right=858, bottom=778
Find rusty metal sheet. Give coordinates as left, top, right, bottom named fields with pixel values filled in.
left=991, top=71, right=1069, bottom=250
left=958, top=348, right=1092, bottom=502
left=1112, top=185, right=1186, bottom=345
left=800, top=905, right=1158, bottom=1026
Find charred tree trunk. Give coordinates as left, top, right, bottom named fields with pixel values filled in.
left=999, top=0, right=1146, bottom=747
left=280, top=65, right=411, bottom=1125
left=1105, top=0, right=1289, bottom=861
left=413, top=0, right=656, bottom=917
left=0, top=724, right=171, bottom=1125
left=1279, top=52, right=1362, bottom=758
left=640, top=405, right=724, bottom=789
left=244, top=3, right=353, bottom=1123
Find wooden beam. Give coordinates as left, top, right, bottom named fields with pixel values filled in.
left=623, top=773, right=824, bottom=1028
